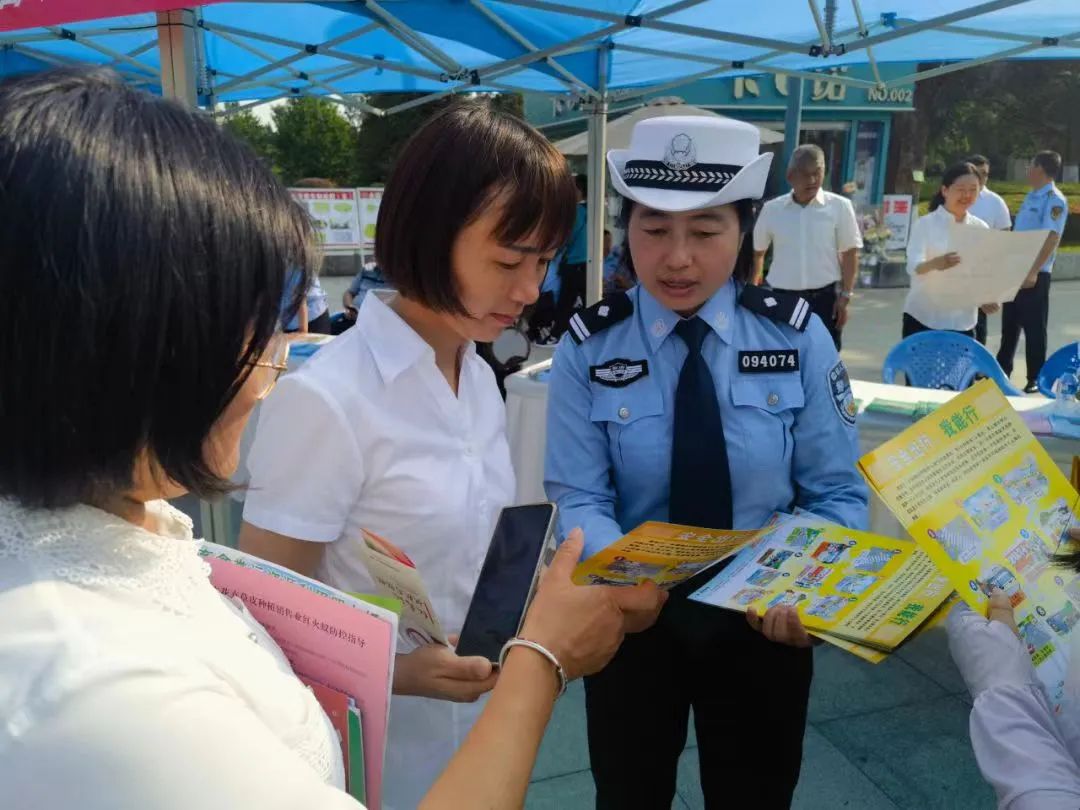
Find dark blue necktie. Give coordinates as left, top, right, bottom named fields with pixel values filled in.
left=668, top=317, right=733, bottom=530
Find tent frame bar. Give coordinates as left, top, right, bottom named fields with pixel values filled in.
left=494, top=0, right=826, bottom=57
left=613, top=43, right=880, bottom=90
left=467, top=0, right=597, bottom=97
left=211, top=25, right=386, bottom=115
left=361, top=0, right=466, bottom=76
left=838, top=0, right=1034, bottom=53
left=211, top=21, right=379, bottom=94
left=882, top=29, right=1080, bottom=86
left=45, top=25, right=161, bottom=77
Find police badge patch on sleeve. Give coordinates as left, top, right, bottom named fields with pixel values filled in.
left=590, top=358, right=649, bottom=388
left=1051, top=206, right=1064, bottom=221
left=828, top=360, right=857, bottom=427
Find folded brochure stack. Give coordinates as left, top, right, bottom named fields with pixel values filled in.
left=859, top=379, right=1080, bottom=708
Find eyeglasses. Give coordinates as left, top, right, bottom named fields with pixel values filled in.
left=249, top=335, right=290, bottom=400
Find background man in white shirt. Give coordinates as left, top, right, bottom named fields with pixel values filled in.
left=967, top=154, right=1013, bottom=345
left=752, top=144, right=862, bottom=350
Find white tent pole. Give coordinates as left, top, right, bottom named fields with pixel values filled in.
left=585, top=45, right=609, bottom=306
left=156, top=8, right=198, bottom=106
left=781, top=77, right=804, bottom=192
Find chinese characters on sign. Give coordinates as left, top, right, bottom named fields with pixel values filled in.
left=940, top=406, right=981, bottom=438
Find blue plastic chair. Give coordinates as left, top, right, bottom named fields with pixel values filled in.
left=882, top=332, right=1024, bottom=396
left=1037, top=342, right=1080, bottom=398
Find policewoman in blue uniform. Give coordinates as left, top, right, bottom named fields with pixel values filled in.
left=544, top=116, right=869, bottom=809
left=997, top=150, right=1070, bottom=393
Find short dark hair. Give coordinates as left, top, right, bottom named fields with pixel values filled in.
left=1033, top=150, right=1063, bottom=180
left=375, top=102, right=577, bottom=316
left=0, top=69, right=316, bottom=508
left=929, top=162, right=979, bottom=212
left=616, top=196, right=758, bottom=285
left=965, top=154, right=989, bottom=167
left=575, top=174, right=588, bottom=198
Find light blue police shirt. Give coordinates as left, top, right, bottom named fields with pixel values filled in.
left=1014, top=183, right=1069, bottom=274
left=544, top=280, right=869, bottom=558
left=281, top=270, right=329, bottom=331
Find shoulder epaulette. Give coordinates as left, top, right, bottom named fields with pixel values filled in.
left=567, top=292, right=633, bottom=345
left=738, top=285, right=811, bottom=332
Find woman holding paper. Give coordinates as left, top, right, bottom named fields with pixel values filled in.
left=948, top=526, right=1080, bottom=809
left=237, top=101, right=620, bottom=807
left=0, top=69, right=663, bottom=810
left=903, top=162, right=1001, bottom=338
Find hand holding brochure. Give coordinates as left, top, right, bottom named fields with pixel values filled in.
left=689, top=513, right=952, bottom=652
left=359, top=529, right=448, bottom=646
left=571, top=522, right=759, bottom=588
left=859, top=380, right=1080, bottom=709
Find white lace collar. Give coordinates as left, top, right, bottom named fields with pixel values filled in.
left=0, top=497, right=213, bottom=616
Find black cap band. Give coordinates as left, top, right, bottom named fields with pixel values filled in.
left=622, top=160, right=742, bottom=192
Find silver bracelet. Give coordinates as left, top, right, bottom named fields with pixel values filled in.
left=498, top=637, right=568, bottom=698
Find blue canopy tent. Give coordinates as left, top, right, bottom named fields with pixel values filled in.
left=3, top=0, right=1079, bottom=302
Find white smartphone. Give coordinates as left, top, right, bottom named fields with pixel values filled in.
left=454, top=503, right=557, bottom=662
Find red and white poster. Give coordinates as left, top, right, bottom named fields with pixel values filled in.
left=882, top=194, right=914, bottom=250
left=289, top=188, right=362, bottom=250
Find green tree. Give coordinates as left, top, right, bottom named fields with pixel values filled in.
left=271, top=96, right=359, bottom=186
left=220, top=105, right=276, bottom=166
left=887, top=60, right=1080, bottom=196
left=353, top=92, right=525, bottom=184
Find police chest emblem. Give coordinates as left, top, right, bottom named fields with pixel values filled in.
left=738, top=350, right=799, bottom=374
left=590, top=358, right=649, bottom=388
left=828, top=360, right=857, bottom=426
left=663, top=133, right=697, bottom=171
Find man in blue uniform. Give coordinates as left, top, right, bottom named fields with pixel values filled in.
left=545, top=115, right=868, bottom=809
left=997, top=151, right=1069, bottom=392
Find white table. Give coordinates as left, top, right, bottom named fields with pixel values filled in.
left=504, top=360, right=1078, bottom=538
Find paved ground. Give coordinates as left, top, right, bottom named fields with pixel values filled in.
left=317, top=276, right=1080, bottom=809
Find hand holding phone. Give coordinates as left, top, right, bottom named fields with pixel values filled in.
left=455, top=504, right=557, bottom=662
left=513, top=530, right=667, bottom=680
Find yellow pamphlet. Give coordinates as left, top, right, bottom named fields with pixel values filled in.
left=572, top=522, right=759, bottom=589
left=689, top=513, right=952, bottom=652
left=859, top=380, right=1080, bottom=708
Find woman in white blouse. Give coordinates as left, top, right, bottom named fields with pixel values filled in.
left=237, top=102, right=592, bottom=807
left=948, top=527, right=1080, bottom=809
left=0, top=69, right=664, bottom=810
left=904, top=161, right=1001, bottom=337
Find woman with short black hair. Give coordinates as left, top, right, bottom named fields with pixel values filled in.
left=238, top=100, right=580, bottom=808
left=0, top=67, right=663, bottom=810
